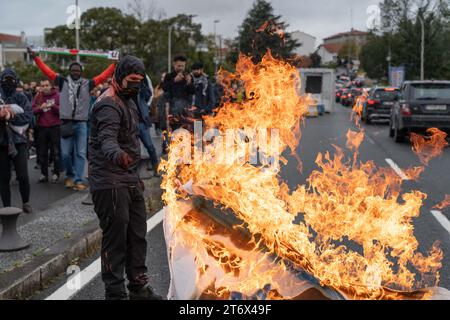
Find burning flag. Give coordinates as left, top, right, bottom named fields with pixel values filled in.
left=434, top=195, right=450, bottom=210
left=161, top=52, right=446, bottom=300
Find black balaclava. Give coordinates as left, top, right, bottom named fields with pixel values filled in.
left=69, top=62, right=83, bottom=81
left=0, top=68, right=19, bottom=97
left=112, top=55, right=145, bottom=99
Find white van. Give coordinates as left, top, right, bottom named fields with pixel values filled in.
left=299, top=68, right=335, bottom=115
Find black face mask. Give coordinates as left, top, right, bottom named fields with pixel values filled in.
left=122, top=81, right=141, bottom=99
left=1, top=78, right=17, bottom=96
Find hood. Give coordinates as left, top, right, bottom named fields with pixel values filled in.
left=113, top=55, right=145, bottom=89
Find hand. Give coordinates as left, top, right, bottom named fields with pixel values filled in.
left=4, top=109, right=14, bottom=121
left=139, top=179, right=145, bottom=191
left=185, top=74, right=192, bottom=85
left=40, top=102, right=48, bottom=110
left=174, top=73, right=185, bottom=83
left=118, top=152, right=133, bottom=170
left=0, top=108, right=8, bottom=119
left=27, top=47, right=37, bottom=59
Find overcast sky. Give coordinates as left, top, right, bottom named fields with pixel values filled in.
left=0, top=0, right=381, bottom=43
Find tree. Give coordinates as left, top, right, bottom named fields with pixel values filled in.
left=309, top=52, right=322, bottom=68
left=360, top=0, right=450, bottom=81
left=228, top=0, right=300, bottom=64
left=42, top=7, right=216, bottom=82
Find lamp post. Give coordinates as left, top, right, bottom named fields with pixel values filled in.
left=168, top=25, right=173, bottom=73
left=75, top=0, right=80, bottom=63
left=213, top=19, right=220, bottom=72
left=418, top=15, right=425, bottom=80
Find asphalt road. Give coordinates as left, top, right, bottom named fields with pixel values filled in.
left=31, top=103, right=450, bottom=300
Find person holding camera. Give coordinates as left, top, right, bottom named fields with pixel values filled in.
left=32, top=79, right=61, bottom=183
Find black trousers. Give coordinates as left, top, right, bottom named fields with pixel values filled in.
left=0, top=144, right=30, bottom=207
left=92, top=186, right=148, bottom=299
left=37, top=126, right=61, bottom=177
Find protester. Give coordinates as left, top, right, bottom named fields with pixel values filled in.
left=88, top=55, right=161, bottom=300
left=213, top=73, right=226, bottom=108
left=135, top=75, right=160, bottom=176
left=162, top=55, right=195, bottom=130
left=0, top=68, right=33, bottom=213
left=162, top=55, right=195, bottom=151
left=32, top=79, right=61, bottom=183
left=28, top=47, right=116, bottom=191
left=191, top=62, right=216, bottom=118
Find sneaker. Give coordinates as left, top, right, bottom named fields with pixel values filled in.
left=51, top=174, right=59, bottom=184
left=38, top=175, right=48, bottom=183
left=128, top=284, right=162, bottom=300
left=73, top=182, right=88, bottom=191
left=23, top=203, right=33, bottom=214
left=64, top=178, right=75, bottom=189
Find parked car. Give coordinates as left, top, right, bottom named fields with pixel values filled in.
left=362, top=87, right=399, bottom=124
left=389, top=81, right=450, bottom=142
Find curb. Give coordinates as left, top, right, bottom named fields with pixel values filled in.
left=0, top=220, right=102, bottom=300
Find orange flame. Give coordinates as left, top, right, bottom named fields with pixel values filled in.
left=161, top=52, right=442, bottom=300
left=410, top=128, right=448, bottom=166
left=434, top=195, right=450, bottom=210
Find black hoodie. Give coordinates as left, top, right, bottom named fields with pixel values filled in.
left=0, top=68, right=33, bottom=146
left=88, top=55, right=145, bottom=191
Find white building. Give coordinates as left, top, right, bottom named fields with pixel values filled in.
left=290, top=31, right=317, bottom=57
left=316, top=44, right=340, bottom=64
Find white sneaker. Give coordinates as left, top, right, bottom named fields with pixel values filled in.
left=51, top=174, right=59, bottom=183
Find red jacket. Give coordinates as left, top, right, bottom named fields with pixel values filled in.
left=32, top=89, right=61, bottom=127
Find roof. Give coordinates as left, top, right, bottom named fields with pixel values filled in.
left=318, top=43, right=343, bottom=54
left=404, top=80, right=450, bottom=85
left=324, top=29, right=368, bottom=41
left=0, top=33, right=22, bottom=44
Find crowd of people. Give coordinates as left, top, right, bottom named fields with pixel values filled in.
left=0, top=50, right=227, bottom=214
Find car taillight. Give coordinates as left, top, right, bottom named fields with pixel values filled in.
left=337, top=93, right=341, bottom=97
left=401, top=104, right=412, bottom=116
left=348, top=94, right=352, bottom=97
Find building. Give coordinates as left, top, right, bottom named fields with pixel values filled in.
left=290, top=31, right=317, bottom=57
left=317, top=28, right=369, bottom=66
left=0, top=32, right=26, bottom=69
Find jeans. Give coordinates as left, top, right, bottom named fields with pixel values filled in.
left=92, top=186, right=148, bottom=299
left=61, top=121, right=87, bottom=184
left=0, top=144, right=30, bottom=206
left=138, top=122, right=159, bottom=168
left=38, top=126, right=61, bottom=177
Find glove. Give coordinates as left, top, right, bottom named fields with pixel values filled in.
left=27, top=47, right=37, bottom=60
left=118, top=152, right=133, bottom=170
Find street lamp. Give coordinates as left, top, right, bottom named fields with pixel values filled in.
left=75, top=0, right=80, bottom=63
left=213, top=20, right=220, bottom=71
left=168, top=25, right=173, bottom=73
left=418, top=15, right=425, bottom=80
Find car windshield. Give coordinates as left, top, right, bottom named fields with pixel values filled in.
left=411, top=84, right=450, bottom=100
left=373, top=89, right=399, bottom=101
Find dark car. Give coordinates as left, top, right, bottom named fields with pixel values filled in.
left=362, top=87, right=399, bottom=124
left=340, top=88, right=353, bottom=106
left=389, top=81, right=450, bottom=142
left=335, top=88, right=344, bottom=102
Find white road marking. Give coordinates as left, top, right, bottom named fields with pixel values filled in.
left=45, top=209, right=164, bottom=300
left=30, top=155, right=36, bottom=160
left=431, top=210, right=450, bottom=236
left=365, top=135, right=375, bottom=145
left=385, top=158, right=409, bottom=180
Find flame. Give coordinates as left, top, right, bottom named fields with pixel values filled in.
left=434, top=195, right=450, bottom=210
left=161, top=52, right=443, bottom=300
left=256, top=20, right=285, bottom=42
left=410, top=128, right=448, bottom=166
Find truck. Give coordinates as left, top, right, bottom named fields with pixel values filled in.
left=298, top=68, right=335, bottom=116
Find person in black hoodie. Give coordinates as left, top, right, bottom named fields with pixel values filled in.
left=88, top=55, right=161, bottom=300
left=0, top=69, right=33, bottom=213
